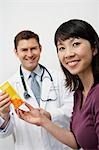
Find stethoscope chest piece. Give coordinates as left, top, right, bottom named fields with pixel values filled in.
left=24, top=91, right=31, bottom=99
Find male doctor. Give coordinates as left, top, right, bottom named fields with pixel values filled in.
left=0, top=30, right=73, bottom=150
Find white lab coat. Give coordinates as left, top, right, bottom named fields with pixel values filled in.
left=0, top=67, right=73, bottom=150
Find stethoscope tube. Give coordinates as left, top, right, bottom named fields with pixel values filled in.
left=20, top=66, right=31, bottom=99
left=20, top=64, right=53, bottom=99
left=40, top=64, right=53, bottom=82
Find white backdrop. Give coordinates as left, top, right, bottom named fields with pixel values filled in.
left=0, top=0, right=99, bottom=149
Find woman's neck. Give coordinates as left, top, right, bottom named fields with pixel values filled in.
left=78, top=71, right=94, bottom=95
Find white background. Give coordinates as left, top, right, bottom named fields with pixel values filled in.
left=0, top=0, right=99, bottom=149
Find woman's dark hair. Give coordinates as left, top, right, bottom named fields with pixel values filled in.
left=14, top=30, right=40, bottom=50
left=54, top=19, right=99, bottom=91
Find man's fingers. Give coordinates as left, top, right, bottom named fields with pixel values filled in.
left=0, top=93, right=10, bottom=102
left=0, top=91, right=6, bottom=96
left=0, top=97, right=11, bottom=107
left=0, top=101, right=11, bottom=113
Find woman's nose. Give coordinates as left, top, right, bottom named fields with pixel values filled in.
left=64, top=48, right=75, bottom=58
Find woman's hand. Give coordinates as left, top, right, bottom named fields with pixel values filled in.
left=16, top=102, right=51, bottom=126
left=16, top=103, right=78, bottom=149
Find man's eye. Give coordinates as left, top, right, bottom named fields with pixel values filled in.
left=31, top=48, right=36, bottom=50
left=58, top=47, right=65, bottom=51
left=73, top=42, right=80, bottom=47
left=21, top=49, right=28, bottom=51
left=31, top=46, right=38, bottom=50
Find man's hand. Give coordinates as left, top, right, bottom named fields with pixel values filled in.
left=0, top=91, right=11, bottom=120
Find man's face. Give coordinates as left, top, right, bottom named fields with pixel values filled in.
left=14, top=38, right=42, bottom=71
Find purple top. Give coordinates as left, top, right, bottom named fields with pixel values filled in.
left=71, top=84, right=99, bottom=150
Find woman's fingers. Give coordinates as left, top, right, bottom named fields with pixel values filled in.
left=16, top=109, right=26, bottom=119
left=16, top=109, right=36, bottom=123
left=16, top=104, right=50, bottom=126
left=40, top=109, right=51, bottom=120
left=24, top=102, right=35, bottom=111
left=17, top=109, right=42, bottom=125
left=16, top=108, right=49, bottom=126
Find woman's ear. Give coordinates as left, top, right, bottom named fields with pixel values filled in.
left=93, top=42, right=98, bottom=56
left=93, top=48, right=97, bottom=56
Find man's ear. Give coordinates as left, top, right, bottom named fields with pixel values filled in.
left=40, top=45, right=42, bottom=52
left=14, top=48, right=18, bottom=56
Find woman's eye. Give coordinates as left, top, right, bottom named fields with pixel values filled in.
left=73, top=42, right=80, bottom=47
left=58, top=47, right=65, bottom=51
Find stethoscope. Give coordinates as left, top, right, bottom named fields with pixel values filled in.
left=20, top=64, right=57, bottom=101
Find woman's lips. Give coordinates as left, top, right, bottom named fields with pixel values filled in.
left=67, top=60, right=80, bottom=67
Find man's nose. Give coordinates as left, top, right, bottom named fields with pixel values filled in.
left=27, top=49, right=33, bottom=56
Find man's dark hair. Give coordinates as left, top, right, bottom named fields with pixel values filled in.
left=14, top=30, right=40, bottom=49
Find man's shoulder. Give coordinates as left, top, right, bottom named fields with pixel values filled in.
left=8, top=69, right=20, bottom=83
left=50, top=68, right=65, bottom=76
left=46, top=68, right=66, bottom=81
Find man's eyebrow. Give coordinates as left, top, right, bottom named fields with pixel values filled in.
left=20, top=48, right=28, bottom=50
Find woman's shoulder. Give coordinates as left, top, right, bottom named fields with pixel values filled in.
left=91, top=83, right=99, bottom=94
left=91, top=83, right=99, bottom=110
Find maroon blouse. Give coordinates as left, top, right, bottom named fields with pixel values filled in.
left=71, top=84, right=99, bottom=150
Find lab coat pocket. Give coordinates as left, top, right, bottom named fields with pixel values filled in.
left=41, top=77, right=58, bottom=101
left=47, top=85, right=58, bottom=101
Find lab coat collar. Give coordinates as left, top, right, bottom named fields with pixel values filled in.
left=20, top=64, right=43, bottom=80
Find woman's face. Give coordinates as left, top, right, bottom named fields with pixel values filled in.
left=57, top=37, right=97, bottom=76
